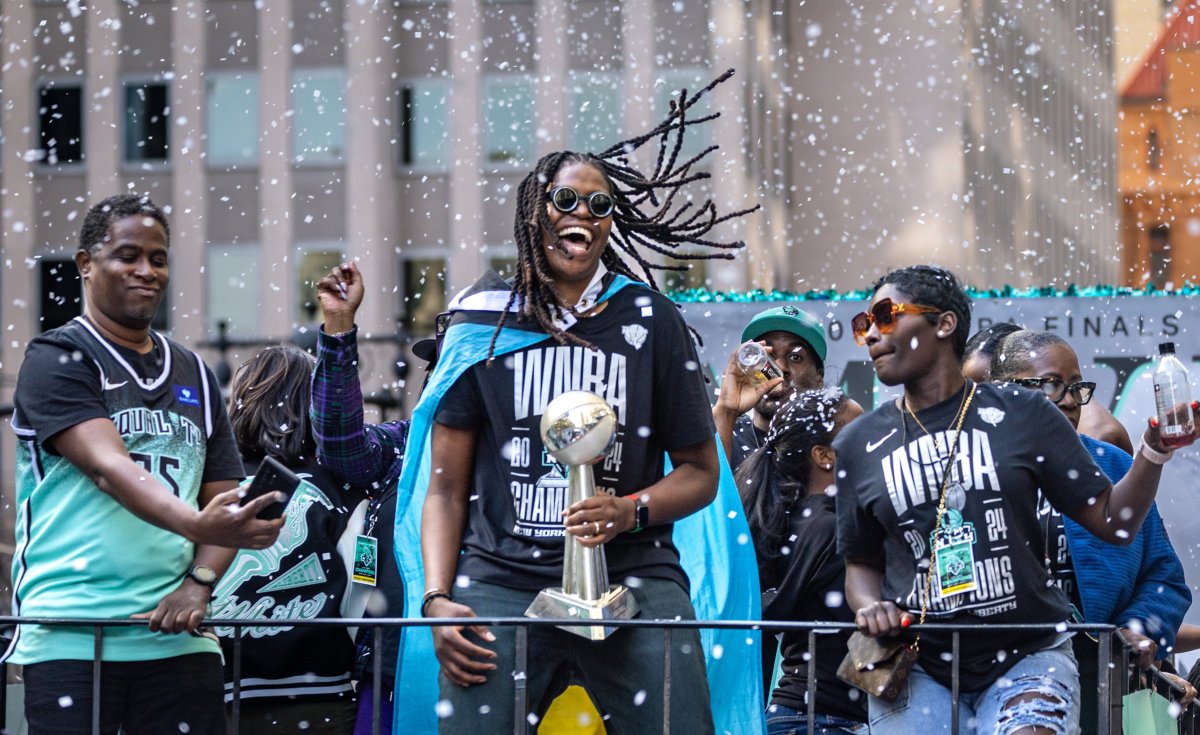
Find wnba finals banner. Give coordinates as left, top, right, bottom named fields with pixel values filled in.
left=679, top=292, right=1200, bottom=630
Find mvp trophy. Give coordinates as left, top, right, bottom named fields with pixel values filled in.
left=524, top=391, right=640, bottom=640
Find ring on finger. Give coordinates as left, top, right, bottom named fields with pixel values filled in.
left=592, top=521, right=601, bottom=536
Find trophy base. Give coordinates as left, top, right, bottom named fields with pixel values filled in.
left=524, top=586, right=640, bottom=641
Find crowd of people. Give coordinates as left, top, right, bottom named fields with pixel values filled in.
left=5, top=70, right=1199, bottom=735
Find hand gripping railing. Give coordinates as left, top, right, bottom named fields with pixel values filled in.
left=0, top=616, right=1193, bottom=735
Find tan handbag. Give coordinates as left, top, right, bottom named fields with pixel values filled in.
left=836, top=384, right=977, bottom=702
left=836, top=631, right=919, bottom=701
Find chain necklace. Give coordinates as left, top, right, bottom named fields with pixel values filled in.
left=903, top=380, right=973, bottom=455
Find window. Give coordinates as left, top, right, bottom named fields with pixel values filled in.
left=654, top=68, right=712, bottom=162
left=489, top=255, right=518, bottom=280
left=206, top=244, right=261, bottom=337
left=40, top=256, right=169, bottom=331
left=207, top=73, right=259, bottom=167
left=38, top=83, right=84, bottom=165
left=39, top=258, right=81, bottom=332
left=398, top=79, right=450, bottom=170
left=483, top=76, right=536, bottom=166
left=568, top=72, right=622, bottom=153
left=124, top=81, right=170, bottom=163
left=1147, top=128, right=1161, bottom=171
left=1149, top=225, right=1171, bottom=290
left=662, top=259, right=708, bottom=293
left=402, top=257, right=448, bottom=335
left=292, top=69, right=345, bottom=164
left=296, top=246, right=343, bottom=322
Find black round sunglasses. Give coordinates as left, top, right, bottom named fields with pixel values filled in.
left=549, top=186, right=615, bottom=218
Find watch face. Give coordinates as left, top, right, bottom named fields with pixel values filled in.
left=191, top=566, right=217, bottom=584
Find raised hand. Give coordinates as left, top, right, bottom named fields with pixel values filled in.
left=316, top=262, right=365, bottom=335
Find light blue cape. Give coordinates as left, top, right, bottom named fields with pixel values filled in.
left=391, top=275, right=763, bottom=734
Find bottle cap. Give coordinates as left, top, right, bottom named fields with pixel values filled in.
left=1159, top=342, right=1176, bottom=355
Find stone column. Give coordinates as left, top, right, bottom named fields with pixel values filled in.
left=86, top=0, right=121, bottom=198
left=257, top=0, right=295, bottom=339
left=170, top=0, right=208, bottom=344
left=344, top=0, right=399, bottom=335
left=534, top=0, right=567, bottom=157
left=446, top=0, right=485, bottom=294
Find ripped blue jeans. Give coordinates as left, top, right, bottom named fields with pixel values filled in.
left=867, top=638, right=1080, bottom=734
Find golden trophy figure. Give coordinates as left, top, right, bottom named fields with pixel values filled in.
left=524, top=391, right=640, bottom=640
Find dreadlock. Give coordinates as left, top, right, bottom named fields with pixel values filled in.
left=487, top=68, right=759, bottom=359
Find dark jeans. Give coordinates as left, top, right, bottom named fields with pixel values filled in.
left=765, top=704, right=868, bottom=735
left=229, top=697, right=356, bottom=735
left=436, top=578, right=714, bottom=735
left=23, top=652, right=225, bottom=735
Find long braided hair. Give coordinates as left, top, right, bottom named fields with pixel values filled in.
left=487, top=69, right=759, bottom=359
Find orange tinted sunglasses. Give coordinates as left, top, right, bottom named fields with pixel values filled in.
left=850, top=298, right=942, bottom=345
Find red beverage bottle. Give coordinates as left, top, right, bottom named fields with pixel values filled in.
left=1153, top=342, right=1195, bottom=448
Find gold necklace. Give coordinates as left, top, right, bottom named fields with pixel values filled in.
left=903, top=381, right=972, bottom=454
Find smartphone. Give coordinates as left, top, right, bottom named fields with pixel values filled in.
left=240, top=456, right=301, bottom=520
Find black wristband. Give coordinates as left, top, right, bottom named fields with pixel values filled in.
left=421, top=592, right=452, bottom=617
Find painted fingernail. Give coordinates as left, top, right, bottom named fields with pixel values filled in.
left=1151, top=417, right=1160, bottom=428
left=900, top=615, right=912, bottom=628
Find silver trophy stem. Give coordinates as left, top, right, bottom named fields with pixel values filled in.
left=527, top=390, right=639, bottom=640
left=562, top=464, right=608, bottom=602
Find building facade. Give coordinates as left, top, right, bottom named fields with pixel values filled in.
left=1119, top=0, right=1200, bottom=288
left=0, top=0, right=1121, bottom=591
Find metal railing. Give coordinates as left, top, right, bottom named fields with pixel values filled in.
left=0, top=616, right=1194, bottom=735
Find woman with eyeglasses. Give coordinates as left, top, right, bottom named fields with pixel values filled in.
left=736, top=389, right=867, bottom=734
left=833, top=264, right=1190, bottom=734
left=989, top=329, right=1194, bottom=724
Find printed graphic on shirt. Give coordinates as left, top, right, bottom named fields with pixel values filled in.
left=211, top=482, right=335, bottom=637
left=511, top=443, right=619, bottom=539
left=507, top=344, right=626, bottom=539
left=879, top=428, right=1016, bottom=615
left=511, top=345, right=627, bottom=422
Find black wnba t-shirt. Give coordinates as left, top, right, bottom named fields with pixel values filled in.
left=436, top=286, right=716, bottom=592
left=834, top=381, right=1108, bottom=691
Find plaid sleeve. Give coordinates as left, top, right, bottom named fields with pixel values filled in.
left=310, top=326, right=408, bottom=490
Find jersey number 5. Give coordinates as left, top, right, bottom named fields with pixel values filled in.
left=129, top=452, right=182, bottom=496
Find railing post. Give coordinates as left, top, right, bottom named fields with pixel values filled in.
left=805, top=629, right=817, bottom=734
left=514, top=624, right=528, bottom=735
left=92, top=625, right=102, bottom=735
left=231, top=625, right=242, bottom=735
left=951, top=630, right=960, bottom=735
left=372, top=624, right=382, bottom=735
left=662, top=627, right=672, bottom=735
left=1097, top=628, right=1111, bottom=735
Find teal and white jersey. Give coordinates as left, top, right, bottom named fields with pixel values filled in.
left=7, top=316, right=243, bottom=664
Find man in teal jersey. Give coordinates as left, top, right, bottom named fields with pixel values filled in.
left=8, top=195, right=284, bottom=735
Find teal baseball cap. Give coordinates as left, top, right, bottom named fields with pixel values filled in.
left=740, top=305, right=828, bottom=363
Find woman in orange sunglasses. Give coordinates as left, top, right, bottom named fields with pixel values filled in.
left=833, top=264, right=1188, bottom=734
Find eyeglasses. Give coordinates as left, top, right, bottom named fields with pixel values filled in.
left=1012, top=377, right=1096, bottom=406
left=850, top=298, right=943, bottom=345
left=549, top=186, right=616, bottom=218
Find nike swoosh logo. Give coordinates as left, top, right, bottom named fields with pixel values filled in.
left=865, top=428, right=898, bottom=453
left=103, top=378, right=128, bottom=391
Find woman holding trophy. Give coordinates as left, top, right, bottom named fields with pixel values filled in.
left=316, top=72, right=759, bottom=733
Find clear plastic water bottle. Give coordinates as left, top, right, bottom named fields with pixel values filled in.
left=736, top=341, right=783, bottom=386
left=1153, top=342, right=1195, bottom=448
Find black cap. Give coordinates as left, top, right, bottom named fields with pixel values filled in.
left=413, top=338, right=438, bottom=365
left=1160, top=342, right=1176, bottom=355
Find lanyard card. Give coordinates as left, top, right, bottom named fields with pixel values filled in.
left=931, top=522, right=978, bottom=600
left=353, top=534, right=378, bottom=586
